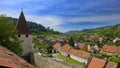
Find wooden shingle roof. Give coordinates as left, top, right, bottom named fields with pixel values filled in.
left=16, top=11, right=32, bottom=34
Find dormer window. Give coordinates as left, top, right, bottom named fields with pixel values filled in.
left=26, top=35, right=28, bottom=37
left=18, top=35, right=21, bottom=37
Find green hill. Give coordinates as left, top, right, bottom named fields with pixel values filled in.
left=66, top=24, right=120, bottom=45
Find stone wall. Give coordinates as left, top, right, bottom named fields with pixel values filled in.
left=34, top=53, right=84, bottom=68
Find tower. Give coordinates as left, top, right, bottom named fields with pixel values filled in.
left=15, top=10, right=33, bottom=57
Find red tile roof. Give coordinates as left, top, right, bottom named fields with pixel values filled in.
left=60, top=44, right=71, bottom=53
left=102, top=45, right=120, bottom=54
left=53, top=43, right=61, bottom=50
left=105, top=61, right=118, bottom=68
left=69, top=48, right=90, bottom=59
left=102, top=45, right=116, bottom=53
left=0, top=45, right=34, bottom=68
left=88, top=58, right=106, bottom=68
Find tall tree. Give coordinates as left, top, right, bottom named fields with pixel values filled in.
left=68, top=36, right=75, bottom=47
left=0, top=15, right=22, bottom=55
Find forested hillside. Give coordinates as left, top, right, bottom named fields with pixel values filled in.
left=66, top=24, right=120, bottom=45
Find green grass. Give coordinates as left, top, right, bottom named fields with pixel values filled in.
left=65, top=58, right=84, bottom=66
left=57, top=53, right=66, bottom=59
left=57, top=54, right=84, bottom=66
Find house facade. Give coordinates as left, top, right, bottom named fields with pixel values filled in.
left=69, top=48, right=90, bottom=64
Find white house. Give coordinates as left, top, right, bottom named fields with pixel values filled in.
left=69, top=48, right=90, bottom=64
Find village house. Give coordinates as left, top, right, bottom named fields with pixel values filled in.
left=60, top=44, right=71, bottom=57
left=105, top=61, right=118, bottom=68
left=69, top=48, right=90, bottom=64
left=87, top=57, right=118, bottom=68
left=88, top=44, right=103, bottom=53
left=87, top=58, right=106, bottom=68
left=74, top=42, right=88, bottom=51
left=113, top=37, right=120, bottom=42
left=101, top=45, right=120, bottom=55
left=53, top=42, right=61, bottom=53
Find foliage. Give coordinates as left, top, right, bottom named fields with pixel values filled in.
left=57, top=54, right=66, bottom=59
left=34, top=41, right=53, bottom=54
left=108, top=56, right=120, bottom=63
left=0, top=15, right=22, bottom=55
left=65, top=58, right=84, bottom=65
left=47, top=45, right=53, bottom=54
left=68, top=36, right=75, bottom=47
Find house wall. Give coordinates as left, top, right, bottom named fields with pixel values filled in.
left=18, top=34, right=33, bottom=56
left=60, top=52, right=68, bottom=57
left=70, top=54, right=88, bottom=64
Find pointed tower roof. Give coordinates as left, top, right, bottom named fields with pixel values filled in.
left=16, top=11, right=32, bottom=34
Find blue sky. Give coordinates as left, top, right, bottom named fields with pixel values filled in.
left=0, top=0, right=120, bottom=32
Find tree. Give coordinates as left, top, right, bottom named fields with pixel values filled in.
left=0, top=15, right=22, bottom=55
left=108, top=56, right=120, bottom=63
left=68, top=36, right=75, bottom=47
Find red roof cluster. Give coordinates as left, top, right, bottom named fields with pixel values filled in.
left=69, top=48, right=90, bottom=59
left=0, top=45, right=34, bottom=68
left=102, top=45, right=120, bottom=54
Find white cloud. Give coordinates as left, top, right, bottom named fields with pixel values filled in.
left=0, top=9, right=120, bottom=32
left=66, top=14, right=120, bottom=23
left=26, top=15, right=64, bottom=27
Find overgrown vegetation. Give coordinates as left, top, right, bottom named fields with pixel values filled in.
left=0, top=15, right=22, bottom=55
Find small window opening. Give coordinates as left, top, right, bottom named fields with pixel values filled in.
left=18, top=35, right=20, bottom=37
left=26, top=35, right=29, bottom=37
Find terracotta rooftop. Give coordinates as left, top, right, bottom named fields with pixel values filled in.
left=60, top=44, right=71, bottom=53
left=102, top=45, right=120, bottom=54
left=0, top=45, right=34, bottom=68
left=15, top=11, right=32, bottom=34
left=87, top=58, right=106, bottom=68
left=105, top=61, right=118, bottom=68
left=53, top=42, right=61, bottom=50
left=69, top=48, right=90, bottom=59
left=102, top=45, right=116, bottom=53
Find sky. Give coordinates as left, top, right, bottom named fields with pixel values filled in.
left=0, top=0, right=120, bottom=32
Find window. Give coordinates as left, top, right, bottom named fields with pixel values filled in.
left=18, top=35, right=20, bottom=37
left=26, top=35, right=29, bottom=37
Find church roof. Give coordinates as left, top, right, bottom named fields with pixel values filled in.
left=16, top=11, right=32, bottom=34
